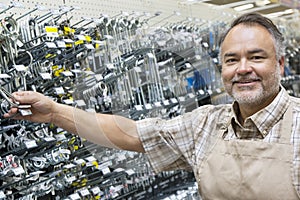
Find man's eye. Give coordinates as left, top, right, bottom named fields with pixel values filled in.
left=251, top=56, right=264, bottom=60
left=225, top=58, right=236, bottom=63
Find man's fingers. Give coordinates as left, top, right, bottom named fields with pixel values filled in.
left=3, top=107, right=19, bottom=118
left=12, top=91, right=38, bottom=104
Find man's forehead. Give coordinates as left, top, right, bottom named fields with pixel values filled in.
left=221, top=25, right=273, bottom=47
left=223, top=23, right=271, bottom=40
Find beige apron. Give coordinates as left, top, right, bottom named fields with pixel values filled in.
left=198, top=105, right=299, bottom=200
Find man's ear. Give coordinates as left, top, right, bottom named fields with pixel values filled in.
left=279, top=56, right=285, bottom=76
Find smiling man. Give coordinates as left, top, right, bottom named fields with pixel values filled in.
left=5, top=13, right=300, bottom=199
left=221, top=18, right=284, bottom=124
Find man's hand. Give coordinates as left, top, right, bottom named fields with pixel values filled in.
left=4, top=91, right=56, bottom=124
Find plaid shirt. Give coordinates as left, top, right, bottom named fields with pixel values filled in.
left=137, top=86, right=300, bottom=193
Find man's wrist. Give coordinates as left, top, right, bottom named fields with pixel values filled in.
left=50, top=102, right=64, bottom=125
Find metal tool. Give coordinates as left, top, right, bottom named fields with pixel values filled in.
left=0, top=86, right=32, bottom=116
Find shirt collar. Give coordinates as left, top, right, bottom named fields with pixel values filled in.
left=230, top=85, right=290, bottom=138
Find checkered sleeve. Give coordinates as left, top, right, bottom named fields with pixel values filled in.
left=136, top=110, right=198, bottom=173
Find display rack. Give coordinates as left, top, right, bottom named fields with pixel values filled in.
left=0, top=0, right=299, bottom=200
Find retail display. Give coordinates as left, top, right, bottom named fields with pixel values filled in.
left=0, top=1, right=299, bottom=200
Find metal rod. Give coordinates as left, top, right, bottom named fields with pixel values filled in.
left=16, top=7, right=38, bottom=21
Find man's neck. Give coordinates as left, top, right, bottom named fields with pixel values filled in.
left=238, top=95, right=279, bottom=125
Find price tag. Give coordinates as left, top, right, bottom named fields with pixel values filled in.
left=64, top=163, right=76, bottom=169
left=16, top=39, right=24, bottom=48
left=145, top=104, right=152, bottom=110
left=85, top=156, right=96, bottom=162
left=54, top=87, right=65, bottom=95
left=79, top=188, right=90, bottom=196
left=98, top=160, right=112, bottom=169
left=104, top=35, right=113, bottom=40
left=45, top=42, right=57, bottom=48
left=137, top=59, right=144, bottom=66
left=199, top=90, right=205, bottom=95
left=84, top=70, right=95, bottom=75
left=102, top=167, right=111, bottom=175
left=135, top=105, right=143, bottom=111
left=207, top=89, right=213, bottom=95
left=213, top=58, right=218, bottom=63
left=64, top=38, right=74, bottom=43
left=91, top=186, right=101, bottom=195
left=61, top=71, right=74, bottom=76
left=0, top=74, right=11, bottom=79
left=63, top=99, right=74, bottom=105
left=44, top=136, right=56, bottom=142
left=170, top=98, right=178, bottom=104
left=71, top=69, right=82, bottom=73
left=67, top=176, right=76, bottom=182
left=202, top=42, right=209, bottom=48
left=12, top=166, right=25, bottom=175
left=125, top=169, right=135, bottom=176
left=114, top=185, right=123, bottom=192
left=14, top=65, right=26, bottom=71
left=185, top=63, right=192, bottom=68
left=154, top=102, right=161, bottom=107
left=56, top=41, right=66, bottom=48
left=163, top=100, right=170, bottom=106
left=114, top=168, right=125, bottom=172
left=56, top=127, right=64, bottom=132
left=76, top=35, right=86, bottom=41
left=75, top=100, right=86, bottom=107
left=188, top=93, right=195, bottom=98
left=117, top=154, right=127, bottom=161
left=24, top=140, right=38, bottom=149
left=55, top=133, right=67, bottom=141
left=39, top=73, right=52, bottom=80
left=94, top=40, right=106, bottom=46
left=45, top=26, right=59, bottom=37
left=95, top=74, right=103, bottom=81
left=216, top=88, right=222, bottom=93
left=69, top=193, right=81, bottom=200
left=85, top=44, right=95, bottom=49
left=19, top=109, right=32, bottom=116
left=74, top=159, right=85, bottom=165
left=106, top=63, right=115, bottom=69
left=112, top=193, right=119, bottom=198
left=195, top=54, right=201, bottom=60
left=159, top=68, right=166, bottom=74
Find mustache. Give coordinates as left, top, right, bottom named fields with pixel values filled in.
left=231, top=75, right=262, bottom=83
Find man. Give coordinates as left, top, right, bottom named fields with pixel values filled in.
left=5, top=13, right=300, bottom=199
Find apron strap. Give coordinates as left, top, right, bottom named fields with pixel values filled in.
left=278, top=104, right=293, bottom=144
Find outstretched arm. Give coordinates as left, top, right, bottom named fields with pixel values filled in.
left=4, top=91, right=145, bottom=153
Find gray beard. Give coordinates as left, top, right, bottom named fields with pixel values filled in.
left=227, top=65, right=281, bottom=106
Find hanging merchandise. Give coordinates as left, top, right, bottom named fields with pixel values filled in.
left=0, top=3, right=203, bottom=200
left=0, top=1, right=300, bottom=199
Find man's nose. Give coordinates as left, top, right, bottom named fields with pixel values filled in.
left=236, top=58, right=253, bottom=75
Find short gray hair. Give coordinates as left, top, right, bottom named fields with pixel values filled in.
left=219, top=13, right=285, bottom=61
